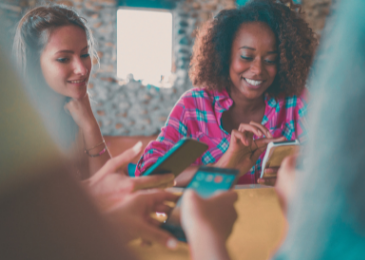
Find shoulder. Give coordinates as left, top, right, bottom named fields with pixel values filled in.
left=272, top=89, right=308, bottom=111
left=180, top=87, right=215, bottom=99
left=177, top=87, right=218, bottom=107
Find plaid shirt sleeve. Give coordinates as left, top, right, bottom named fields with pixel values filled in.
left=134, top=96, right=188, bottom=176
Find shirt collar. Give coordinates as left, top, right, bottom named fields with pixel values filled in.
left=214, top=89, right=278, bottom=109
left=213, top=88, right=233, bottom=110
left=213, top=89, right=279, bottom=127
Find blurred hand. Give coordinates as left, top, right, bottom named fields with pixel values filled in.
left=257, top=167, right=279, bottom=186
left=83, top=142, right=175, bottom=211
left=108, top=190, right=180, bottom=248
left=181, top=190, right=238, bottom=242
left=215, top=121, right=285, bottom=176
left=64, top=93, right=98, bottom=132
left=274, top=155, right=297, bottom=213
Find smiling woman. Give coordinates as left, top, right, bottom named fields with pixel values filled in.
left=40, top=26, right=91, bottom=100
left=13, top=5, right=110, bottom=179
left=135, top=0, right=316, bottom=186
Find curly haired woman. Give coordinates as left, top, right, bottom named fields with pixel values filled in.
left=136, top=0, right=316, bottom=186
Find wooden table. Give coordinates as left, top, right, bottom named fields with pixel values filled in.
left=130, top=185, right=286, bottom=260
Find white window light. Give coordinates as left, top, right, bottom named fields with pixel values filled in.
left=117, top=8, right=173, bottom=87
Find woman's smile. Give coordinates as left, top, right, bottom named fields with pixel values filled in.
left=67, top=78, right=88, bottom=87
left=242, top=77, right=265, bottom=89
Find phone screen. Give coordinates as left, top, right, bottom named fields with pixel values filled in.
left=165, top=167, right=238, bottom=226
left=185, top=171, right=236, bottom=198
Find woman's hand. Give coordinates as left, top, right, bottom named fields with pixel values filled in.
left=215, top=121, right=285, bottom=175
left=274, top=155, right=298, bottom=214
left=64, top=93, right=98, bottom=132
left=107, top=190, right=180, bottom=248
left=181, top=190, right=238, bottom=241
left=181, top=190, right=238, bottom=259
left=257, top=167, right=279, bottom=186
left=83, top=142, right=175, bottom=211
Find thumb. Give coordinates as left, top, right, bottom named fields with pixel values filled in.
left=250, top=140, right=269, bottom=160
left=89, top=141, right=142, bottom=185
left=232, top=129, right=252, bottom=147
left=280, top=155, right=297, bottom=172
left=113, top=141, right=143, bottom=169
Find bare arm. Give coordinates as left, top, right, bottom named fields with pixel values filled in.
left=65, top=93, right=110, bottom=176
left=181, top=190, right=238, bottom=260
left=80, top=122, right=111, bottom=176
left=188, top=226, right=231, bottom=260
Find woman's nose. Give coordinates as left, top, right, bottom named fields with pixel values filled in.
left=74, top=59, right=89, bottom=76
left=250, top=58, right=263, bottom=75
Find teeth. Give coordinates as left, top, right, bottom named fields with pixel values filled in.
left=245, top=78, right=262, bottom=86
left=70, top=80, right=85, bottom=84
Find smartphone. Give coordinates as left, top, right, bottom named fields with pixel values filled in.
left=161, top=166, right=239, bottom=242
left=260, top=140, right=300, bottom=178
left=141, top=138, right=208, bottom=177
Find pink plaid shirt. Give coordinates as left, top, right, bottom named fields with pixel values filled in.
left=135, top=88, right=307, bottom=184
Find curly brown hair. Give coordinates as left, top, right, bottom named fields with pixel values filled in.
left=189, top=0, right=317, bottom=97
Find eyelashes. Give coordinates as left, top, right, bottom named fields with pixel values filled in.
left=241, top=56, right=253, bottom=61
left=240, top=56, right=277, bottom=64
left=57, top=58, right=69, bottom=63
left=56, top=53, right=90, bottom=63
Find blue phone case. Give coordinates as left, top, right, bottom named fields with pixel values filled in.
left=141, top=138, right=208, bottom=177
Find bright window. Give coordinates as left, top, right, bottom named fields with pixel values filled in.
left=117, top=8, right=173, bottom=86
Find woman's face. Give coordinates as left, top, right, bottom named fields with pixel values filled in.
left=40, top=25, right=91, bottom=100
left=229, top=21, right=278, bottom=100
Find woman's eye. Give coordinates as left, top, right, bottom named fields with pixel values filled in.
left=241, top=56, right=253, bottom=61
left=56, top=58, right=69, bottom=63
left=81, top=53, right=90, bottom=58
left=265, top=59, right=277, bottom=64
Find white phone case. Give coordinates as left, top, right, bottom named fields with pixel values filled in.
left=260, top=140, right=300, bottom=178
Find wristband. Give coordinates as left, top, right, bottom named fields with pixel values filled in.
left=85, top=140, right=105, bottom=152
left=84, top=147, right=107, bottom=157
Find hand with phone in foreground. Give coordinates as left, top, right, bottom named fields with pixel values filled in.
left=181, top=190, right=238, bottom=260
left=83, top=141, right=175, bottom=212
left=275, top=155, right=298, bottom=214
left=107, top=189, right=180, bottom=249
left=81, top=142, right=179, bottom=249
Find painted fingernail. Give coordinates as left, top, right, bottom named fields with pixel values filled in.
left=132, top=141, right=142, bottom=152
left=167, top=238, right=178, bottom=249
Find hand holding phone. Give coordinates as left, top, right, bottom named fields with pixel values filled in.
left=181, top=190, right=238, bottom=244
left=260, top=140, right=300, bottom=179
left=161, top=166, right=239, bottom=242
